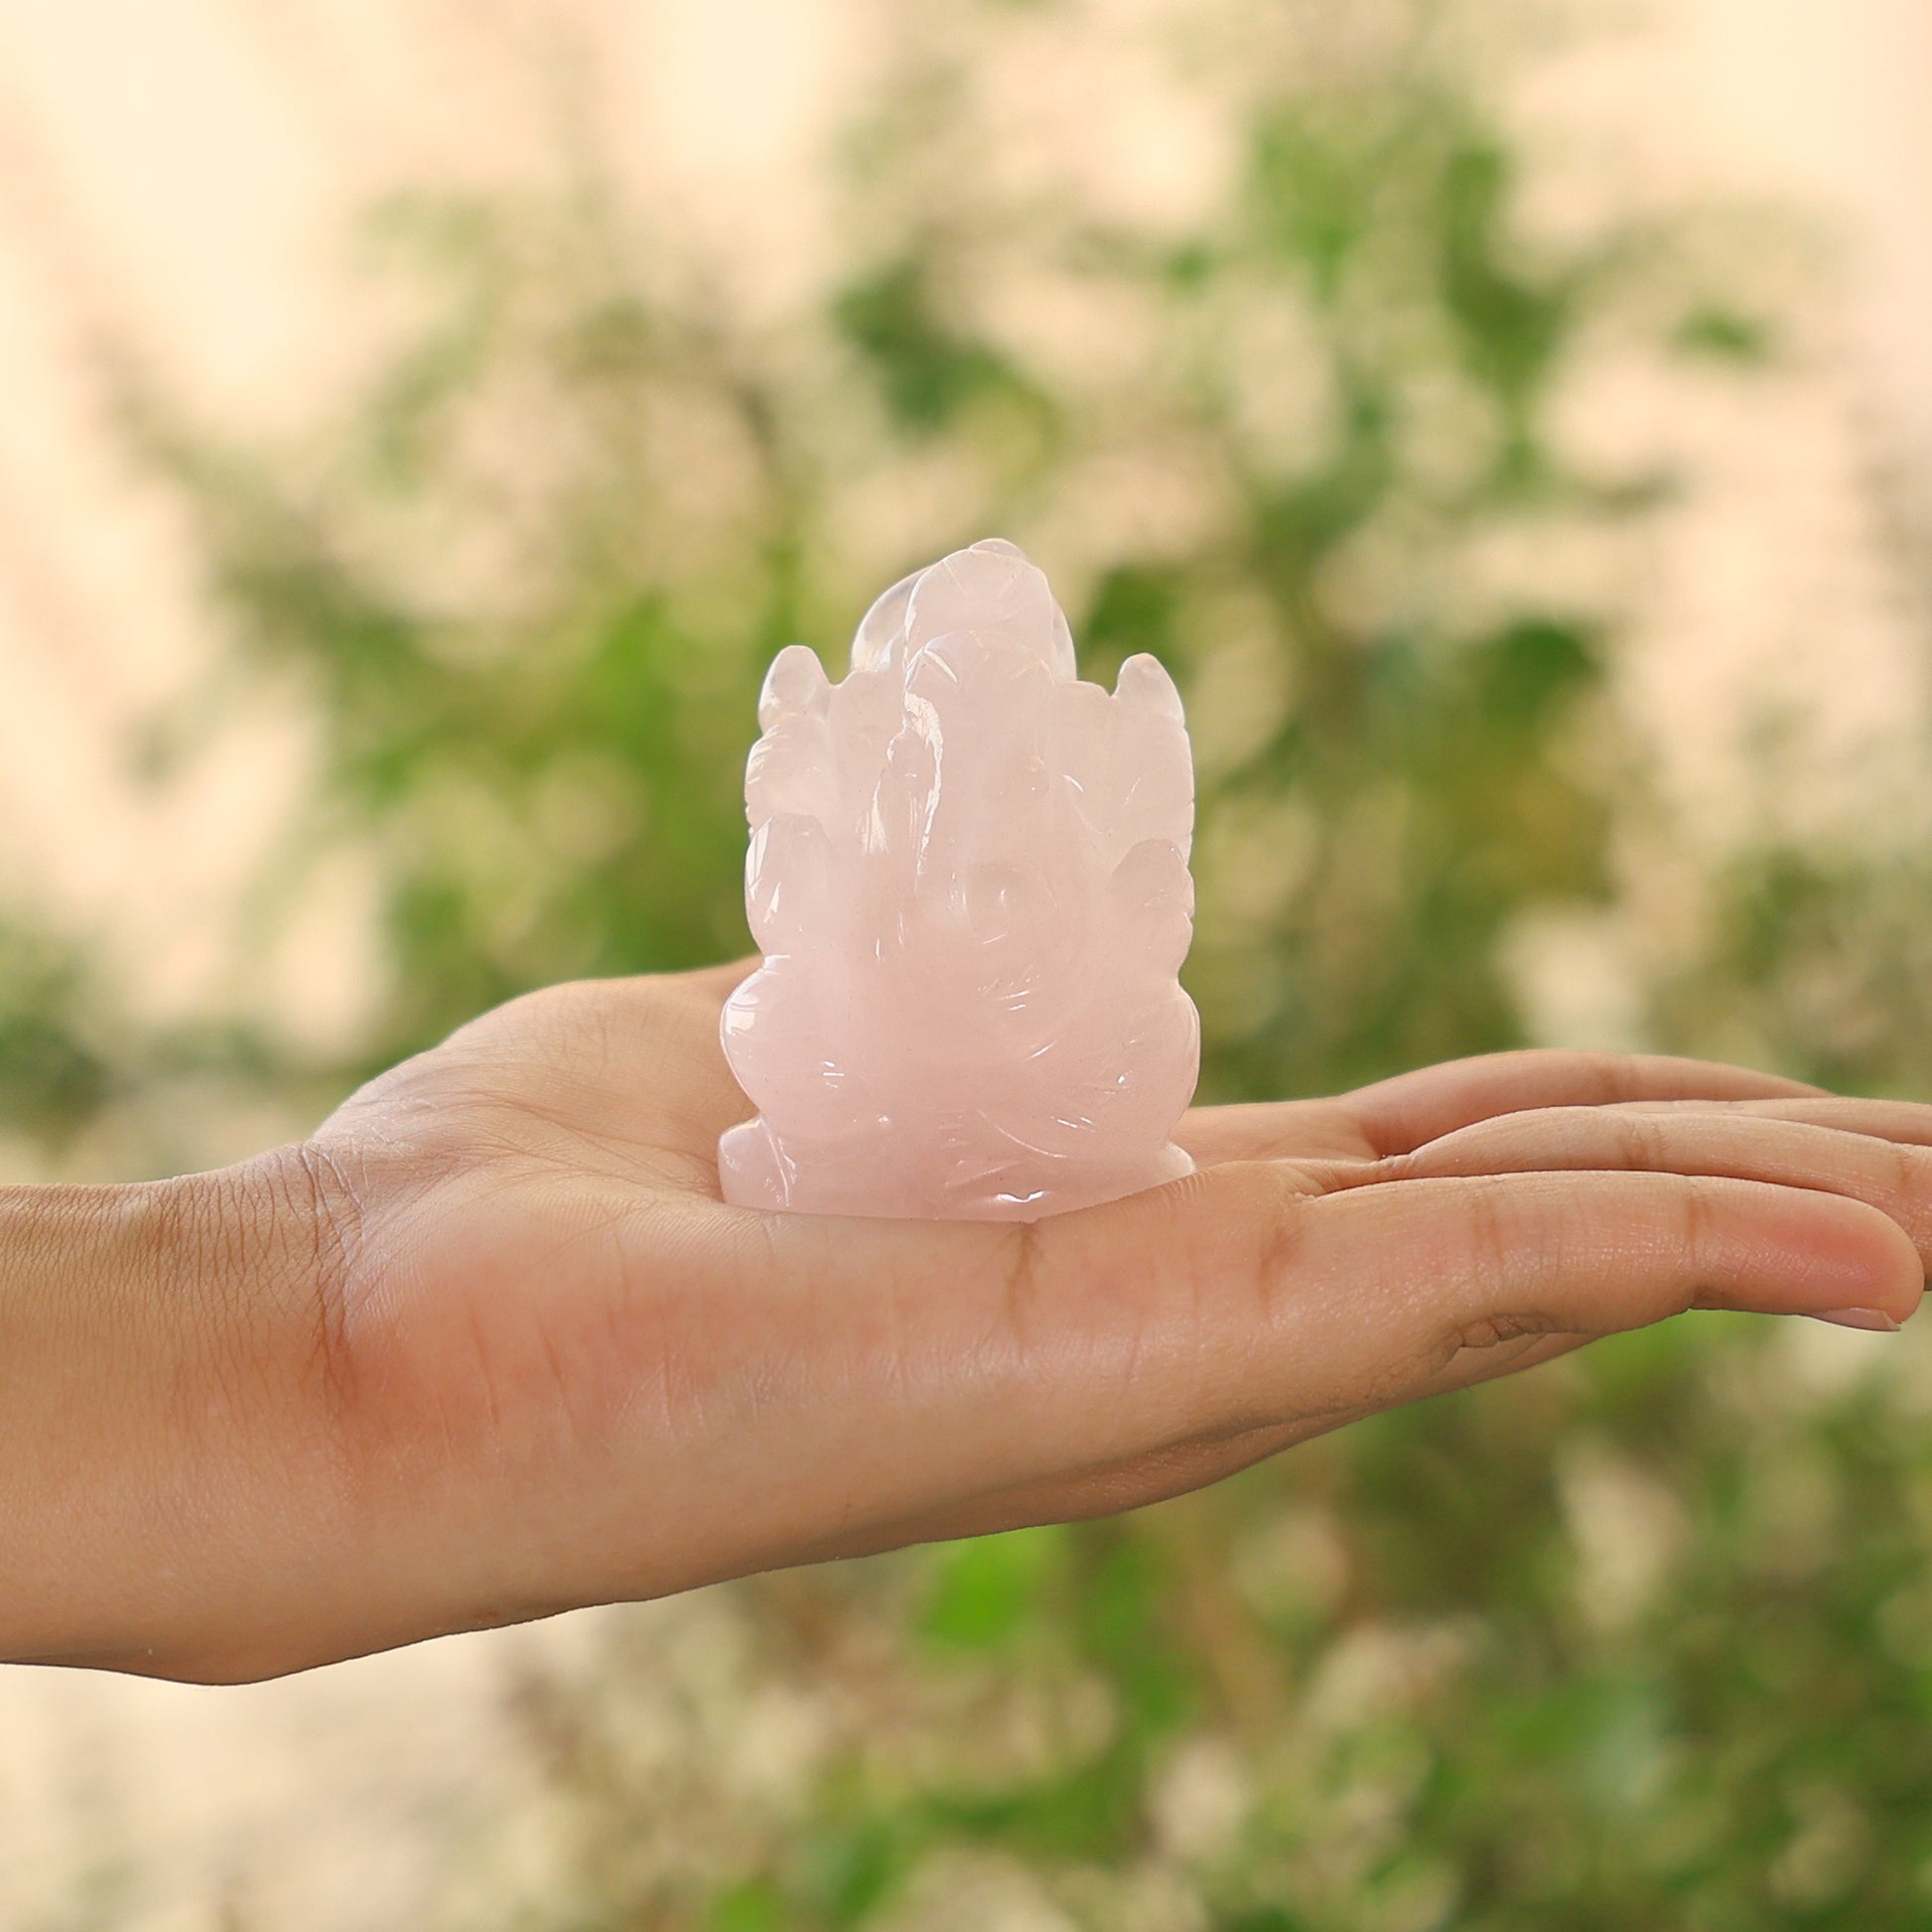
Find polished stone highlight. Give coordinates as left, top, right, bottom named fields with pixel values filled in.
left=719, top=538, right=1199, bottom=1220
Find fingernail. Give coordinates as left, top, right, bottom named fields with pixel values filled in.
left=1808, top=1307, right=1903, bottom=1332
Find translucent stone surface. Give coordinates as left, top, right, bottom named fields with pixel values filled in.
left=719, top=539, right=1200, bottom=1220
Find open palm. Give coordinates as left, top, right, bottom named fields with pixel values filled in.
left=278, top=960, right=1931, bottom=1670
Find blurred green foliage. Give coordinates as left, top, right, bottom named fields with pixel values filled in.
left=23, top=0, right=1932, bottom=1925
left=0, top=924, right=114, bottom=1147
left=119, top=0, right=1721, bottom=1103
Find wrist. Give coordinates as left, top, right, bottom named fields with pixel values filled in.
left=0, top=1151, right=348, bottom=1679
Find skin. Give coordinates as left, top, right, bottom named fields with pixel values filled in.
left=1, top=959, right=1928, bottom=1683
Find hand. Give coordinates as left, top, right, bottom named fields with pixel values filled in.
left=9, top=963, right=1929, bottom=1680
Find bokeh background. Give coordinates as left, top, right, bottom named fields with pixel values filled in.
left=2, top=0, right=1932, bottom=1925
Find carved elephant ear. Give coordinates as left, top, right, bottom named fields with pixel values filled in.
left=1111, top=837, right=1195, bottom=978
left=758, top=643, right=831, bottom=729
left=744, top=813, right=834, bottom=951
left=721, top=540, right=1201, bottom=1223
left=849, top=571, right=921, bottom=677
left=1109, top=655, right=1194, bottom=864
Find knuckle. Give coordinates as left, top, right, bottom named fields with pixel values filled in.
left=1677, top=1173, right=1713, bottom=1264
left=1448, top=1310, right=1553, bottom=1354
left=999, top=1220, right=1045, bottom=1354
left=1244, top=1167, right=1313, bottom=1313
left=1614, top=1109, right=1666, bottom=1170
left=1458, top=1173, right=1516, bottom=1285
left=1429, top=1175, right=1575, bottom=1364
left=1889, top=1137, right=1923, bottom=1204
left=1558, top=1049, right=1626, bottom=1104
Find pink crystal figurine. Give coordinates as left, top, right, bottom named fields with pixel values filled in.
left=718, top=539, right=1200, bottom=1220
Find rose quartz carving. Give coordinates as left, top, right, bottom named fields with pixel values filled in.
left=718, top=538, right=1199, bottom=1220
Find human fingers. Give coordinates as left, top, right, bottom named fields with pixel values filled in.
left=1101, top=1167, right=1922, bottom=1428
left=736, top=1162, right=1919, bottom=1560
left=1337, top=1049, right=1825, bottom=1159
left=893, top=1107, right=1932, bottom=1540
left=1173, top=1054, right=1831, bottom=1172
left=1377, top=1108, right=1932, bottom=1276
left=1178, top=1090, right=1932, bottom=1192
left=1175, top=1098, right=1376, bottom=1167
left=1601, top=1095, right=1932, bottom=1147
